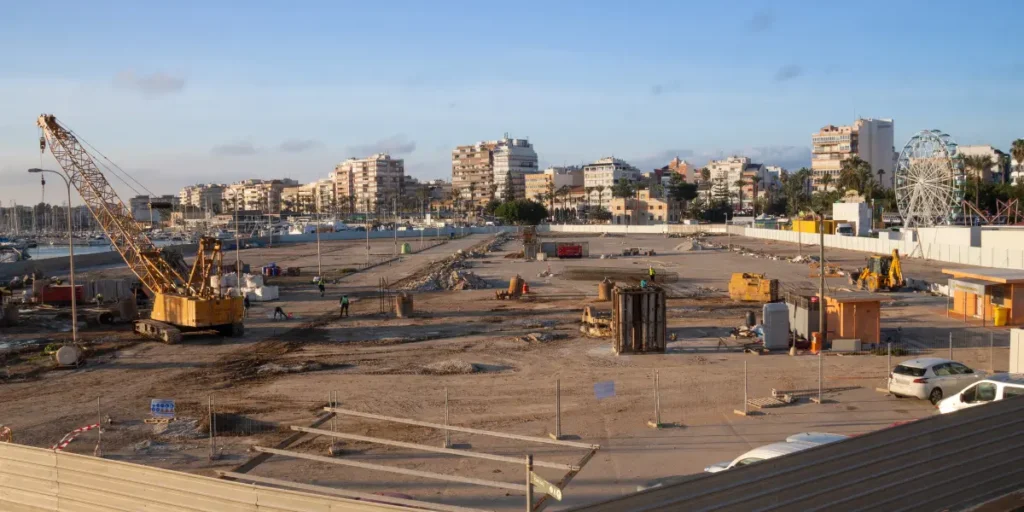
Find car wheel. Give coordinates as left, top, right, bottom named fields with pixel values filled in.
left=892, top=393, right=905, bottom=399
left=929, top=388, right=943, bottom=405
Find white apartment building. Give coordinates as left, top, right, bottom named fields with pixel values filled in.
left=492, top=137, right=539, bottom=200
left=281, top=178, right=336, bottom=214
left=583, top=157, right=641, bottom=206
left=811, top=118, right=896, bottom=190
left=958, top=145, right=1006, bottom=184
left=129, top=194, right=179, bottom=223
left=334, top=153, right=405, bottom=214
left=707, top=156, right=750, bottom=201
left=179, top=184, right=226, bottom=213
left=1012, top=157, right=1024, bottom=185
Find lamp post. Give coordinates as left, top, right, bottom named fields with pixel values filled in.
left=28, top=168, right=77, bottom=344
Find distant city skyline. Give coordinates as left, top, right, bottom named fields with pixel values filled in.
left=2, top=1, right=1022, bottom=204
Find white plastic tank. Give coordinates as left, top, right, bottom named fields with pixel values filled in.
left=762, top=302, right=791, bottom=350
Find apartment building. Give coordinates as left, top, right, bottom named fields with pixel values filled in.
left=281, top=178, right=336, bottom=214
left=706, top=156, right=750, bottom=204
left=664, top=156, right=696, bottom=182
left=524, top=167, right=584, bottom=205
left=179, top=184, right=226, bottom=213
left=221, top=179, right=298, bottom=214
left=492, top=137, right=539, bottom=200
left=128, top=194, right=179, bottom=224
left=583, top=157, right=641, bottom=207
left=610, top=188, right=680, bottom=225
left=451, top=141, right=498, bottom=208
left=958, top=145, right=1007, bottom=184
left=333, top=153, right=405, bottom=214
left=811, top=118, right=896, bottom=189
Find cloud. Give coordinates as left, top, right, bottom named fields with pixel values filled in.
left=774, top=64, right=802, bottom=82
left=211, top=141, right=258, bottom=157
left=631, top=146, right=810, bottom=172
left=278, top=139, right=323, bottom=153
left=113, top=70, right=186, bottom=96
left=650, top=81, right=683, bottom=96
left=347, top=135, right=417, bottom=157
left=746, top=9, right=774, bottom=32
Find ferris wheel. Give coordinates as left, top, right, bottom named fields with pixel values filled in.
left=894, top=129, right=965, bottom=228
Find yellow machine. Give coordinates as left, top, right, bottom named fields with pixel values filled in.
left=849, top=249, right=904, bottom=292
left=728, top=273, right=779, bottom=302
left=38, top=114, right=244, bottom=343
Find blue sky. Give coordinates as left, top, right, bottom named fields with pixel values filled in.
left=2, top=1, right=1022, bottom=204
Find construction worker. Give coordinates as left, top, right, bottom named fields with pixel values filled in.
left=273, top=306, right=288, bottom=321
left=318, top=280, right=326, bottom=297
left=648, top=266, right=656, bottom=283
left=339, top=295, right=349, bottom=318
left=640, top=279, right=648, bottom=289
left=243, top=295, right=250, bottom=318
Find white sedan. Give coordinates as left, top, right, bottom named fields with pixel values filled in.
left=888, top=357, right=985, bottom=405
left=704, top=433, right=848, bottom=473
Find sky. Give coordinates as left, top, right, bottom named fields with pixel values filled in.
left=1, top=0, right=1022, bottom=204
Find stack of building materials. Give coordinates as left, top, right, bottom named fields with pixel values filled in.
left=240, top=273, right=279, bottom=302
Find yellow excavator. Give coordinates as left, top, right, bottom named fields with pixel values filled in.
left=848, top=249, right=904, bottom=292
left=38, top=114, right=244, bottom=343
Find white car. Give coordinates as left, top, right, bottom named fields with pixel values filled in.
left=937, top=373, right=1024, bottom=414
left=703, top=433, right=848, bottom=473
left=888, top=358, right=985, bottom=405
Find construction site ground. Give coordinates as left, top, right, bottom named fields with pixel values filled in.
left=0, top=232, right=1013, bottom=511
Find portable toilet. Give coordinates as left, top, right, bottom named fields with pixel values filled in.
left=762, top=302, right=790, bottom=350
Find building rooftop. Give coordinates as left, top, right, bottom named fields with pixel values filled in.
left=941, top=268, right=1024, bottom=284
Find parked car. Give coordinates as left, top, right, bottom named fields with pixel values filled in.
left=937, top=373, right=1024, bottom=414
left=835, top=223, right=855, bottom=236
left=888, top=358, right=985, bottom=405
left=703, top=432, right=848, bottom=473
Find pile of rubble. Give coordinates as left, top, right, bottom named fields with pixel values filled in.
left=401, top=234, right=511, bottom=291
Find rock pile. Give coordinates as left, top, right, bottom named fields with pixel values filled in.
left=401, top=234, right=512, bottom=291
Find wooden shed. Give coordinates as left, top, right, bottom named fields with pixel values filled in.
left=611, top=286, right=667, bottom=354
left=823, top=292, right=881, bottom=346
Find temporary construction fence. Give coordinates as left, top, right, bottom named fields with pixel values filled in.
left=0, top=441, right=416, bottom=512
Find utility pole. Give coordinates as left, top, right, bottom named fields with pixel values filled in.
left=819, top=212, right=827, bottom=348
left=315, top=190, right=322, bottom=278
left=234, top=198, right=241, bottom=281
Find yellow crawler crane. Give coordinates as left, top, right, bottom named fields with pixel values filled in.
left=37, top=114, right=243, bottom=343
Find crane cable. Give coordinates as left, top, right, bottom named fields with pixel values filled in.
left=56, top=119, right=156, bottom=198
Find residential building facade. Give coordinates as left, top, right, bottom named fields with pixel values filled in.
left=610, top=189, right=680, bottom=225
left=524, top=167, right=583, bottom=206
left=179, top=184, right=226, bottom=213
left=492, top=137, right=539, bottom=200
left=451, top=141, right=498, bottom=208
left=334, top=153, right=405, bottom=214
left=811, top=118, right=896, bottom=189
left=958, top=145, right=1007, bottom=183
left=221, top=179, right=298, bottom=214
left=707, top=156, right=750, bottom=207
left=583, top=157, right=641, bottom=207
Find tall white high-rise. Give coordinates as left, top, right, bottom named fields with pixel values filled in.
left=492, top=136, right=539, bottom=200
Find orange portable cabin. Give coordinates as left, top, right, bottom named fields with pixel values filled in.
left=822, top=292, right=881, bottom=345
left=942, top=268, right=1024, bottom=326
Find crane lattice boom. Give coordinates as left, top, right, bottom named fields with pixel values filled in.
left=37, top=114, right=189, bottom=295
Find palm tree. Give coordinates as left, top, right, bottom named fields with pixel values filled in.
left=963, top=154, right=994, bottom=205
left=700, top=167, right=712, bottom=203
left=585, top=186, right=595, bottom=210
left=1012, top=139, right=1024, bottom=185
left=750, top=176, right=763, bottom=216
left=876, top=169, right=886, bottom=190
left=997, top=152, right=1011, bottom=184
left=733, top=179, right=746, bottom=212
left=820, top=173, right=834, bottom=191
left=556, top=185, right=571, bottom=221
left=595, top=185, right=606, bottom=210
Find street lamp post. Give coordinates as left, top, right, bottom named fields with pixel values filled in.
left=28, top=168, right=77, bottom=344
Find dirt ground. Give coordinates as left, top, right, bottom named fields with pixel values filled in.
left=0, top=231, right=1013, bottom=511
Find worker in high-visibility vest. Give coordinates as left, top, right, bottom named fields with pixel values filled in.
left=648, top=266, right=656, bottom=283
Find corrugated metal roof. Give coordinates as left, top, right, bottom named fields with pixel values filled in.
left=570, top=396, right=1024, bottom=512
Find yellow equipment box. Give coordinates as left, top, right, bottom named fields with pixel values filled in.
left=729, top=273, right=779, bottom=303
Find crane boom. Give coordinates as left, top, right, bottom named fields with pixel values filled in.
left=37, top=114, right=188, bottom=296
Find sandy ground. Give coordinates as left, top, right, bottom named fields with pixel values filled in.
left=0, top=231, right=1014, bottom=511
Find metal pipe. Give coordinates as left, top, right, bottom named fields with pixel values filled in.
left=554, top=379, right=561, bottom=440
left=525, top=455, right=534, bottom=512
